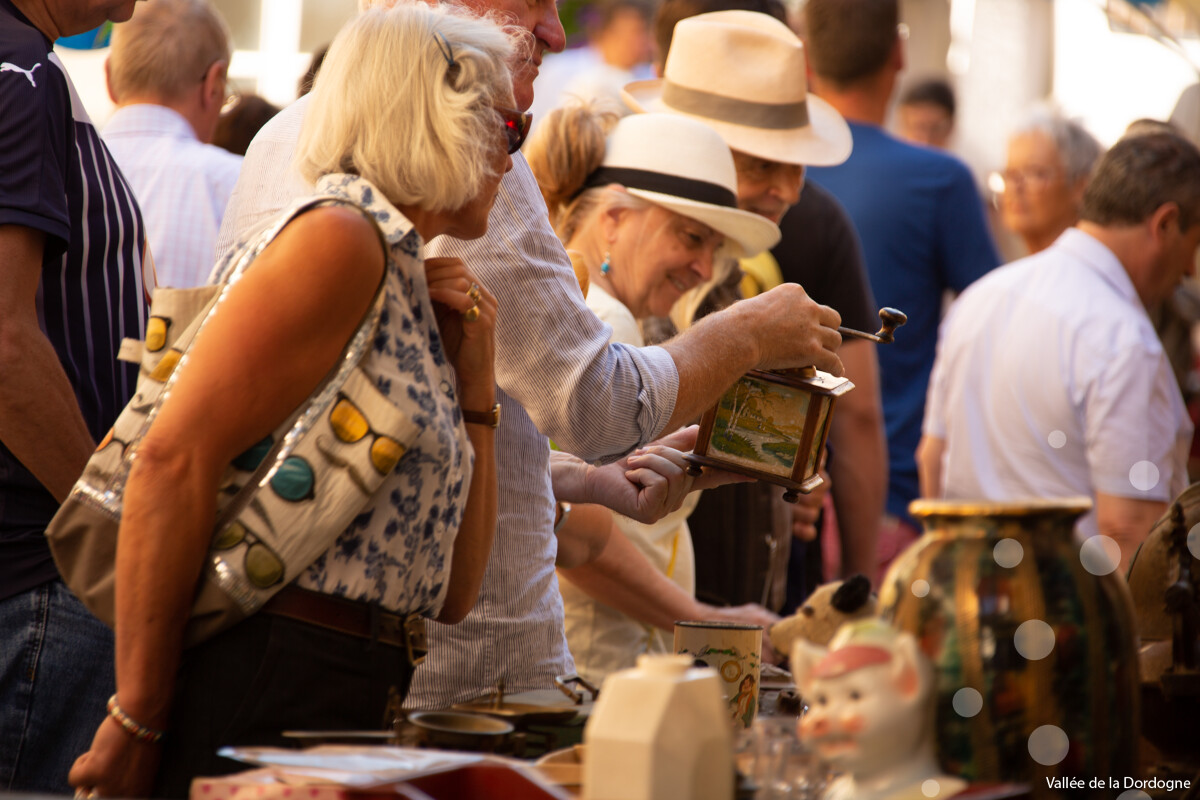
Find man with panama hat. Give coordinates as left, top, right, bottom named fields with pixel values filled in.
left=624, top=9, right=850, bottom=172
left=623, top=7, right=887, bottom=600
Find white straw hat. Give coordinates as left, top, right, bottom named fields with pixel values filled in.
left=622, top=10, right=852, bottom=167
left=588, top=113, right=781, bottom=257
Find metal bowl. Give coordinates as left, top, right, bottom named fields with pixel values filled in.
left=406, top=710, right=515, bottom=752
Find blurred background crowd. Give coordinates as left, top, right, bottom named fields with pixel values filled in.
left=56, top=0, right=1200, bottom=189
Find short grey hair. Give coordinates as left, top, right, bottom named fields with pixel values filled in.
left=295, top=4, right=515, bottom=213
left=109, top=0, right=230, bottom=102
left=1009, top=106, right=1103, bottom=185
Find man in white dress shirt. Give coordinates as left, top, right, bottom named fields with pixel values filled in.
left=103, top=0, right=241, bottom=289
left=919, top=132, right=1200, bottom=573
left=215, top=0, right=846, bottom=711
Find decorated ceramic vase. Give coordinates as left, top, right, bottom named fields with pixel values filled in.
left=879, top=499, right=1139, bottom=785
left=1127, top=482, right=1200, bottom=777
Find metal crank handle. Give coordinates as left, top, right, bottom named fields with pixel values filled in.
left=838, top=306, right=908, bottom=344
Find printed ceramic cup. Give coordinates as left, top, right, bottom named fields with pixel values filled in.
left=674, top=620, right=763, bottom=730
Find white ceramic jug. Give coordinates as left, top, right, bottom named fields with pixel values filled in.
left=583, top=654, right=733, bottom=800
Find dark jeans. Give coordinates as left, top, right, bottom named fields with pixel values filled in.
left=155, top=612, right=415, bottom=798
left=0, top=579, right=114, bottom=793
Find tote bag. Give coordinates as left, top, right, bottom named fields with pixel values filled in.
left=47, top=195, right=421, bottom=647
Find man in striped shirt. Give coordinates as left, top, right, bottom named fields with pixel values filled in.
left=0, top=0, right=150, bottom=792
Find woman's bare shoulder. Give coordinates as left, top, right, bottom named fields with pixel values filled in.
left=257, top=203, right=387, bottom=293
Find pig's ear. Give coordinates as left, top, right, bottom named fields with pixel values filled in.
left=890, top=632, right=928, bottom=701
left=791, top=640, right=827, bottom=689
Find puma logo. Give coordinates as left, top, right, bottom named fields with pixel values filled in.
left=1, top=61, right=42, bottom=87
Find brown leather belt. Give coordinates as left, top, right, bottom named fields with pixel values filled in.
left=261, top=585, right=427, bottom=666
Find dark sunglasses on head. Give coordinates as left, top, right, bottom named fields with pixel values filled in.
left=496, top=107, right=532, bottom=154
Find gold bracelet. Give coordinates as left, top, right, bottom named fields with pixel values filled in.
left=106, top=694, right=165, bottom=744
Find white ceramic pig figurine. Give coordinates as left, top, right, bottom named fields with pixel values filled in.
left=791, top=619, right=966, bottom=800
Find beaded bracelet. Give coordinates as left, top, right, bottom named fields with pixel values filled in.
left=106, top=694, right=165, bottom=744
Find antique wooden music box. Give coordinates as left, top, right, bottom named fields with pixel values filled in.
left=684, top=308, right=905, bottom=503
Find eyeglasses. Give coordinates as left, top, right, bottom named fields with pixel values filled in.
left=496, top=106, right=532, bottom=154
left=329, top=393, right=406, bottom=476
left=220, top=89, right=243, bottom=115
left=232, top=435, right=318, bottom=503
left=213, top=520, right=285, bottom=589
left=989, top=166, right=1064, bottom=194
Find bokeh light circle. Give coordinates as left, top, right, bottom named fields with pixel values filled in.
left=1014, top=619, right=1055, bottom=660
left=1047, top=430, right=1066, bottom=449
left=1027, top=725, right=1069, bottom=765
left=993, top=538, right=1023, bottom=568
left=952, top=688, right=983, bottom=718
left=1080, top=535, right=1121, bottom=576
left=1129, top=461, right=1160, bottom=492
left=921, top=779, right=941, bottom=798
left=911, top=579, right=930, bottom=598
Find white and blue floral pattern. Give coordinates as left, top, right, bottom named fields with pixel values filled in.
left=294, top=174, right=472, bottom=618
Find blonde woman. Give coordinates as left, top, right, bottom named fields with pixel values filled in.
left=69, top=6, right=520, bottom=796
left=527, top=105, right=783, bottom=683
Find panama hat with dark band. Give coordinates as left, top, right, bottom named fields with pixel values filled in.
left=588, top=113, right=781, bottom=258
left=622, top=10, right=852, bottom=167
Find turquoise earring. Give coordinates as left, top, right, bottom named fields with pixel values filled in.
left=600, top=251, right=611, bottom=275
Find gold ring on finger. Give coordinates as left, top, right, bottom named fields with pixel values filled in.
left=467, top=283, right=482, bottom=304
left=463, top=304, right=480, bottom=323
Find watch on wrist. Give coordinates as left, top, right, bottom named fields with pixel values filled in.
left=462, top=403, right=501, bottom=428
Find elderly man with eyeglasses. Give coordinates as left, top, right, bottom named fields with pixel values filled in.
left=213, top=0, right=848, bottom=718
left=994, top=107, right=1103, bottom=257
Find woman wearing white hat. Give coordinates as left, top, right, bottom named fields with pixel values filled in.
left=526, top=105, right=782, bottom=682
left=531, top=107, right=781, bottom=320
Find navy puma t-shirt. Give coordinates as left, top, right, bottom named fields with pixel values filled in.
left=0, top=0, right=150, bottom=599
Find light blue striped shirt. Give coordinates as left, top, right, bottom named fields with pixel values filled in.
left=104, top=104, right=242, bottom=290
